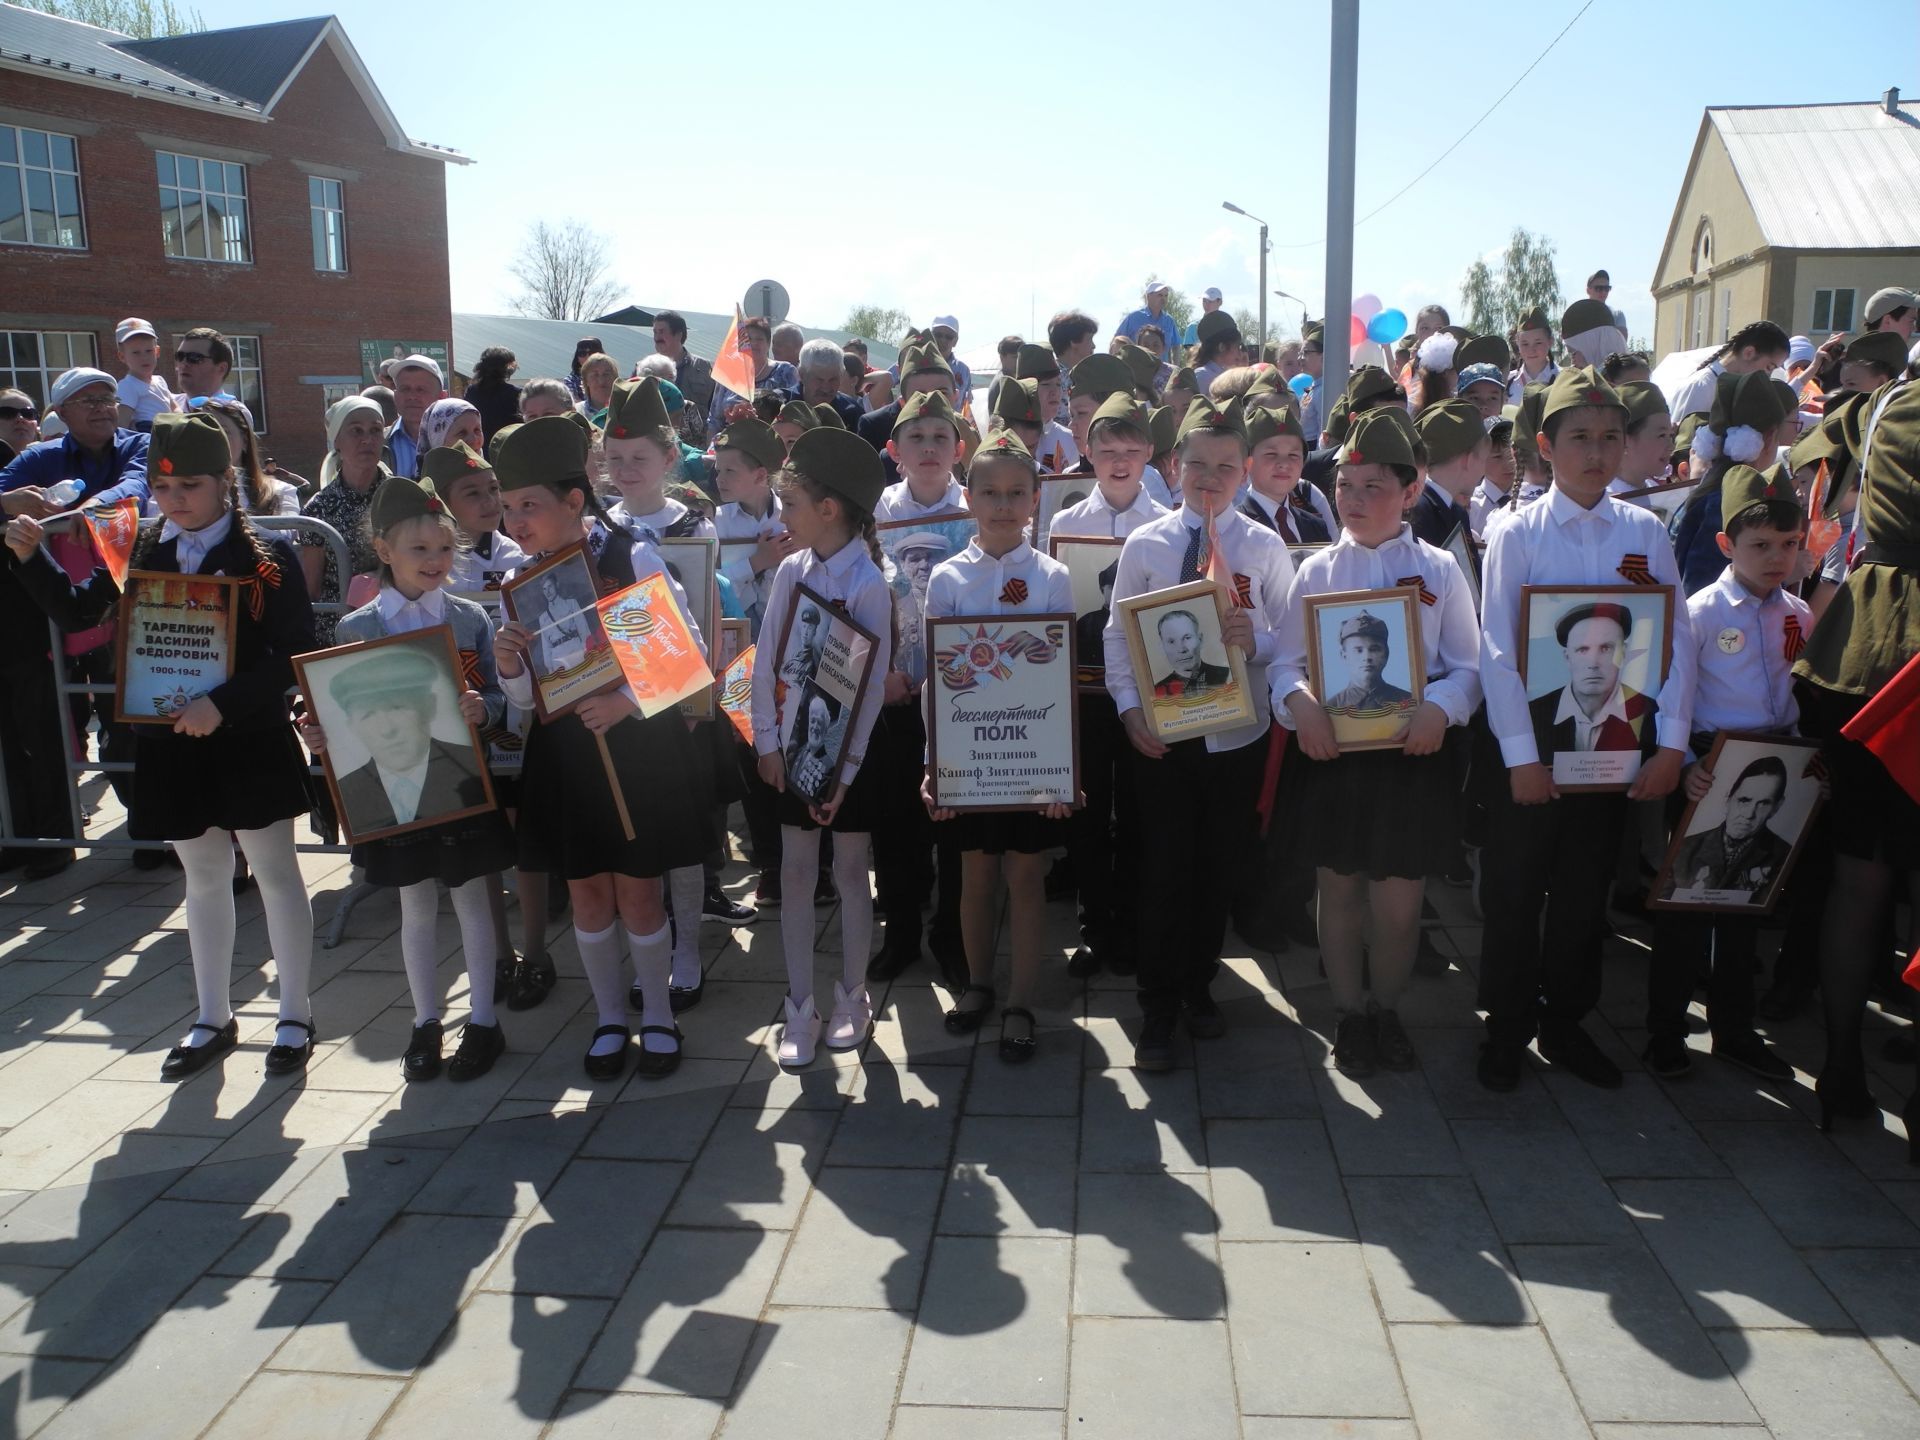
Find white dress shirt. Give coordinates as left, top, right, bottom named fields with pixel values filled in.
left=374, top=582, right=448, bottom=635
left=1103, top=504, right=1295, bottom=753
left=608, top=495, right=716, bottom=543
left=447, top=530, right=527, bottom=594
left=1665, top=360, right=1723, bottom=422
left=161, top=509, right=233, bottom=575
left=715, top=490, right=783, bottom=622
left=1557, top=684, right=1631, bottom=752
left=1480, top=485, right=1697, bottom=768
left=1685, top=567, right=1808, bottom=734
left=1049, top=483, right=1169, bottom=541
left=1469, top=477, right=1508, bottom=539
left=875, top=475, right=968, bottom=523
left=1507, top=360, right=1558, bottom=406
left=924, top=539, right=1074, bottom=621
left=1270, top=524, right=1482, bottom=728
left=1036, top=422, right=1079, bottom=474
left=749, top=538, right=894, bottom=786
left=376, top=754, right=430, bottom=824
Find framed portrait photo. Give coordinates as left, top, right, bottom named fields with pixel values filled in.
left=878, top=512, right=976, bottom=688
left=718, top=617, right=750, bottom=671
left=294, top=626, right=499, bottom=844
left=1035, top=475, right=1094, bottom=546
left=1519, top=584, right=1675, bottom=792
left=1117, top=579, right=1255, bottom=743
left=657, top=537, right=718, bottom=718
left=1649, top=733, right=1825, bottom=915
left=927, top=613, right=1079, bottom=811
left=1288, top=541, right=1330, bottom=568
left=114, top=570, right=241, bottom=724
left=773, top=583, right=880, bottom=808
left=1302, top=587, right=1426, bottom=751
left=1047, top=534, right=1125, bottom=692
left=499, top=540, right=624, bottom=721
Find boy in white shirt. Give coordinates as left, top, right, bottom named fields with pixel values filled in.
left=712, top=417, right=790, bottom=634
left=113, top=317, right=175, bottom=429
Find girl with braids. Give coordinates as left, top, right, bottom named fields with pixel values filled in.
left=5, top=412, right=319, bottom=1080
left=748, top=428, right=893, bottom=1068
left=490, top=416, right=709, bottom=1083
left=1665, top=320, right=1791, bottom=421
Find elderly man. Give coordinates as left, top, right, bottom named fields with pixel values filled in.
left=798, top=339, right=864, bottom=430
left=0, top=367, right=152, bottom=878
left=653, top=310, right=716, bottom=421
left=173, top=327, right=250, bottom=425
left=771, top=322, right=805, bottom=367
left=386, top=354, right=446, bottom=478
left=1117, top=282, right=1179, bottom=347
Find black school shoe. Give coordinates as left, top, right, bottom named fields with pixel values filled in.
left=264, top=1019, right=315, bottom=1076
left=668, top=979, right=705, bottom=1013
left=583, top=1024, right=630, bottom=1082
left=1183, top=991, right=1227, bottom=1040
left=634, top=1024, right=683, bottom=1079
left=160, top=1018, right=238, bottom=1081
left=1642, top=1033, right=1693, bottom=1078
left=1133, top=1012, right=1178, bottom=1072
left=1538, top=1022, right=1622, bottom=1089
left=403, top=1019, right=444, bottom=1082
left=1333, top=1014, right=1378, bottom=1077
left=504, top=956, right=556, bottom=1012
left=1476, top=1040, right=1524, bottom=1092
left=23, top=848, right=74, bottom=882
left=1711, top=1028, right=1794, bottom=1082
left=447, top=1022, right=506, bottom=1081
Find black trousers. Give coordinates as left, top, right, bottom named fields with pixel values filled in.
left=1071, top=694, right=1142, bottom=963
left=1, top=655, right=77, bottom=843
left=1477, top=775, right=1628, bottom=1046
left=1133, top=735, right=1265, bottom=1018
left=735, top=737, right=782, bottom=868
left=1647, top=910, right=1758, bottom=1039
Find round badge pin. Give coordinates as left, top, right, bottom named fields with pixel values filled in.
left=1716, top=627, right=1745, bottom=654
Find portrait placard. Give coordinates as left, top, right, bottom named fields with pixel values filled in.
left=1035, top=475, right=1095, bottom=547
left=293, top=626, right=498, bottom=844
left=1116, top=579, right=1256, bottom=742
left=927, top=614, right=1079, bottom=811
left=1649, top=733, right=1825, bottom=915
left=1301, top=587, right=1426, bottom=751
left=114, top=570, right=241, bottom=724
left=596, top=574, right=714, bottom=718
left=773, top=583, right=880, bottom=807
left=1442, top=523, right=1481, bottom=612
left=878, top=512, right=975, bottom=688
left=1047, top=534, right=1125, bottom=693
left=1519, top=584, right=1675, bottom=792
left=657, top=537, right=719, bottom=718
left=499, top=541, right=624, bottom=721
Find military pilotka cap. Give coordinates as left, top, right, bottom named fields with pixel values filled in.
left=715, top=417, right=785, bottom=471
left=1117, top=340, right=1161, bottom=394
left=147, top=410, right=231, bottom=477
left=1614, top=380, right=1670, bottom=429
left=487, top=422, right=521, bottom=464
left=968, top=429, right=1035, bottom=474
left=1175, top=396, right=1245, bottom=446
left=1845, top=329, right=1910, bottom=374
left=774, top=400, right=818, bottom=433
left=1540, top=365, right=1626, bottom=426
left=1166, top=365, right=1199, bottom=396
left=494, top=415, right=589, bottom=492
left=1721, top=462, right=1801, bottom=521
left=991, top=376, right=1045, bottom=427
left=788, top=428, right=885, bottom=516
left=811, top=403, right=846, bottom=430
left=1244, top=402, right=1306, bottom=449
left=420, top=441, right=491, bottom=488
left=1013, top=343, right=1060, bottom=380
left=604, top=377, right=671, bottom=439
left=893, top=389, right=959, bottom=436
left=901, top=346, right=954, bottom=382
left=1195, top=309, right=1238, bottom=344
left=1341, top=406, right=1418, bottom=470
left=1788, top=415, right=1844, bottom=474
left=1070, top=352, right=1135, bottom=402
left=1147, top=404, right=1180, bottom=455
left=1516, top=306, right=1552, bottom=334
left=1455, top=334, right=1511, bottom=372
left=1512, top=385, right=1551, bottom=466
left=1246, top=367, right=1289, bottom=399
left=1345, top=364, right=1398, bottom=408
left=1672, top=412, right=1707, bottom=458
left=1301, top=320, right=1325, bottom=349
left=370, top=473, right=447, bottom=532
left=1708, top=369, right=1794, bottom=433
left=1559, top=299, right=1617, bottom=336
left=1414, top=399, right=1487, bottom=465
left=329, top=644, right=439, bottom=713
left=1338, top=612, right=1389, bottom=645
left=1088, top=390, right=1152, bottom=441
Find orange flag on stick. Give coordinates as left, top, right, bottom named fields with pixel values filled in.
left=1841, top=650, right=1920, bottom=808
left=595, top=573, right=714, bottom=717
left=712, top=304, right=756, bottom=408
left=1804, top=460, right=1842, bottom=563
left=719, top=644, right=755, bottom=745
left=81, top=497, right=139, bottom=587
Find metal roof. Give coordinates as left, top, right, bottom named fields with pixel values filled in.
left=1711, top=100, right=1920, bottom=250
left=117, top=16, right=329, bottom=107
left=0, top=0, right=257, bottom=112
left=452, top=311, right=898, bottom=383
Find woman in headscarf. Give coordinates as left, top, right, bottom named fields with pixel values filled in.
left=421, top=396, right=483, bottom=454
left=300, top=395, right=393, bottom=645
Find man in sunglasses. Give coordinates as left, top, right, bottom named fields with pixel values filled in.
left=0, top=367, right=153, bottom=879
left=0, top=388, right=38, bottom=468
left=172, top=327, right=250, bottom=426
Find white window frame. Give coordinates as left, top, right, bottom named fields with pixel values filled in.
left=0, top=123, right=86, bottom=250
left=1691, top=291, right=1707, bottom=349
left=157, top=150, right=251, bottom=264
left=171, top=331, right=268, bottom=435
left=309, top=175, right=346, bottom=273
left=1, top=329, right=99, bottom=411
left=1811, top=287, right=1856, bottom=333
left=1721, top=289, right=1733, bottom=342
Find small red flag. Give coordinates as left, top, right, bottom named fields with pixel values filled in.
left=713, top=305, right=756, bottom=408
left=1841, top=651, right=1920, bottom=807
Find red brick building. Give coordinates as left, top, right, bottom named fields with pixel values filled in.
left=0, top=6, right=465, bottom=475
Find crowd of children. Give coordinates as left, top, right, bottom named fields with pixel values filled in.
left=2, top=296, right=1917, bottom=1149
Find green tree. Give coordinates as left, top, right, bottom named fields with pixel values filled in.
left=1231, top=307, right=1291, bottom=354
left=22, top=0, right=204, bottom=37
left=841, top=305, right=912, bottom=345
left=1460, top=227, right=1563, bottom=342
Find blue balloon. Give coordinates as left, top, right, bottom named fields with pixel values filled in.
left=1366, top=308, right=1407, bottom=344
left=1288, top=372, right=1314, bottom=395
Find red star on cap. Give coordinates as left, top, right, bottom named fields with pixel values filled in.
left=1349, top=449, right=1365, bottom=462
left=611, top=426, right=628, bottom=439
left=158, top=457, right=174, bottom=474
left=1584, top=389, right=1605, bottom=403
left=466, top=457, right=481, bottom=469
left=425, top=497, right=443, bottom=513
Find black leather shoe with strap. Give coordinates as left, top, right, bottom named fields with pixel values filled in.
left=264, top=1019, right=315, bottom=1076
left=160, top=1018, right=238, bottom=1081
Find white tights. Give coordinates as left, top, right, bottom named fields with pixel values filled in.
left=667, top=864, right=705, bottom=989
left=778, top=824, right=872, bottom=1013
left=174, top=820, right=312, bottom=1047
left=399, top=875, right=499, bottom=1030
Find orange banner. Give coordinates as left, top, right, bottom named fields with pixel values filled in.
left=81, top=497, right=140, bottom=588
left=595, top=573, right=713, bottom=718
left=719, top=643, right=755, bottom=744
left=712, top=304, right=756, bottom=405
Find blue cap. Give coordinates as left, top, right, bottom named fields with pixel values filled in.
left=1457, top=363, right=1505, bottom=393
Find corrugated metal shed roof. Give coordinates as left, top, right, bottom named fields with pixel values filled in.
left=451, top=311, right=899, bottom=383
left=117, top=16, right=329, bottom=107
left=1712, top=101, right=1920, bottom=250
left=0, top=1, right=256, bottom=111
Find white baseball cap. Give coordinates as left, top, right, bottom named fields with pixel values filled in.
left=50, top=367, right=117, bottom=407
left=114, top=317, right=157, bottom=344
left=1202, top=287, right=1223, bottom=303
left=1145, top=281, right=1169, bottom=296
left=393, top=353, right=444, bottom=386
left=931, top=315, right=959, bottom=336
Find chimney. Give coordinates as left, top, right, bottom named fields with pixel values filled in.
left=1887, top=86, right=1902, bottom=116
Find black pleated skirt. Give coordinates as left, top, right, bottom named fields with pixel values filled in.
left=516, top=707, right=711, bottom=880
left=1284, top=742, right=1460, bottom=880
left=130, top=724, right=312, bottom=841
left=775, top=719, right=886, bottom=834
left=353, top=807, right=518, bottom=889
left=949, top=810, right=1066, bottom=856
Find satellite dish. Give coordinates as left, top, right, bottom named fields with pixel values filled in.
left=742, top=279, right=791, bottom=324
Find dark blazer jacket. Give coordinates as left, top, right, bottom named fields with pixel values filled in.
left=337, top=739, right=486, bottom=834
left=1529, top=684, right=1660, bottom=767
left=1408, top=484, right=1473, bottom=547
left=1240, top=493, right=1331, bottom=544
left=1661, top=822, right=1792, bottom=899
left=1154, top=660, right=1232, bottom=698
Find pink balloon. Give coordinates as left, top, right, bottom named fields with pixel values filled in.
left=1352, top=293, right=1383, bottom=323
left=1349, top=314, right=1368, bottom=347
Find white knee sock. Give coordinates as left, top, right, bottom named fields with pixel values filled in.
left=236, top=819, right=315, bottom=1047
left=668, top=864, right=704, bottom=989
left=626, top=924, right=675, bottom=1050
left=449, top=875, right=498, bottom=1028
left=174, top=828, right=238, bottom=1042
left=779, top=824, right=819, bottom=1012
left=397, top=879, right=444, bottom=1027
left=832, top=833, right=874, bottom=993
left=575, top=921, right=628, bottom=1057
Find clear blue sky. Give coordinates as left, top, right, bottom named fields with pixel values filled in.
left=201, top=0, right=1920, bottom=370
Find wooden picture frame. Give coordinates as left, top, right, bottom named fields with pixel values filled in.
left=1287, top=541, right=1331, bottom=567
left=114, top=570, right=241, bottom=725
left=772, top=582, right=881, bottom=808
left=1035, top=474, right=1095, bottom=547
left=717, top=617, right=750, bottom=671
left=1647, top=732, right=1826, bottom=916
left=1116, top=579, right=1256, bottom=743
left=1300, top=586, right=1426, bottom=752
left=1518, top=583, right=1676, bottom=793
left=293, top=626, right=499, bottom=844
left=499, top=540, right=625, bottom=721
left=926, top=613, right=1080, bottom=812
left=1047, top=533, right=1125, bottom=693
left=657, top=536, right=719, bottom=719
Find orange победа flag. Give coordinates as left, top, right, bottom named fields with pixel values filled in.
left=81, top=496, right=140, bottom=587
left=594, top=573, right=714, bottom=718
left=712, top=305, right=756, bottom=408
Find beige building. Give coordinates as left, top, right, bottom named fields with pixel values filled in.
left=1652, top=91, right=1920, bottom=360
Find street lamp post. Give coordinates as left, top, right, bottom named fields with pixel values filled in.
left=1273, top=289, right=1310, bottom=338
left=1325, top=1, right=1360, bottom=387
left=1222, top=201, right=1269, bottom=361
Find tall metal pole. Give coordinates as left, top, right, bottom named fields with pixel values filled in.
left=1258, top=223, right=1269, bottom=360
left=1324, top=0, right=1360, bottom=388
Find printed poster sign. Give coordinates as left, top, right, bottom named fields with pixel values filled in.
left=360, top=339, right=452, bottom=386
left=927, top=614, right=1079, bottom=811
left=597, top=573, right=714, bottom=718
left=114, top=570, right=240, bottom=724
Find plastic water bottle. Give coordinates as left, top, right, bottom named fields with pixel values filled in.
left=45, top=478, right=84, bottom=509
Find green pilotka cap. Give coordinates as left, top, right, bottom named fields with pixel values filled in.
left=1720, top=462, right=1801, bottom=522
left=968, top=429, right=1035, bottom=476
left=714, top=417, right=785, bottom=471
left=1117, top=340, right=1161, bottom=394
left=774, top=400, right=819, bottom=434
left=788, top=427, right=886, bottom=515
left=1175, top=396, right=1246, bottom=447
left=1345, top=365, right=1397, bottom=408
left=893, top=389, right=959, bottom=436
left=1414, top=399, right=1486, bottom=465
left=1013, top=343, right=1060, bottom=380
left=494, top=415, right=589, bottom=492
left=900, top=345, right=954, bottom=382
left=811, top=403, right=846, bottom=430
left=1069, top=353, right=1135, bottom=402
left=604, top=377, right=671, bottom=439
left=1089, top=390, right=1151, bottom=438
left=1844, top=329, right=1910, bottom=375
left=1708, top=370, right=1794, bottom=434
left=487, top=421, right=521, bottom=464
left=1195, top=309, right=1238, bottom=344
left=991, top=376, right=1045, bottom=427
left=1341, top=406, right=1418, bottom=470
left=1540, top=365, right=1626, bottom=427
left=1455, top=333, right=1511, bottom=372
left=1559, top=299, right=1617, bottom=336
left=148, top=410, right=230, bottom=477
left=419, top=441, right=490, bottom=488
left=1512, top=384, right=1552, bottom=468
left=369, top=472, right=447, bottom=532
left=1166, top=365, right=1199, bottom=397
left=1147, top=404, right=1180, bottom=456
left=1614, top=381, right=1670, bottom=429
left=1243, top=401, right=1306, bottom=450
